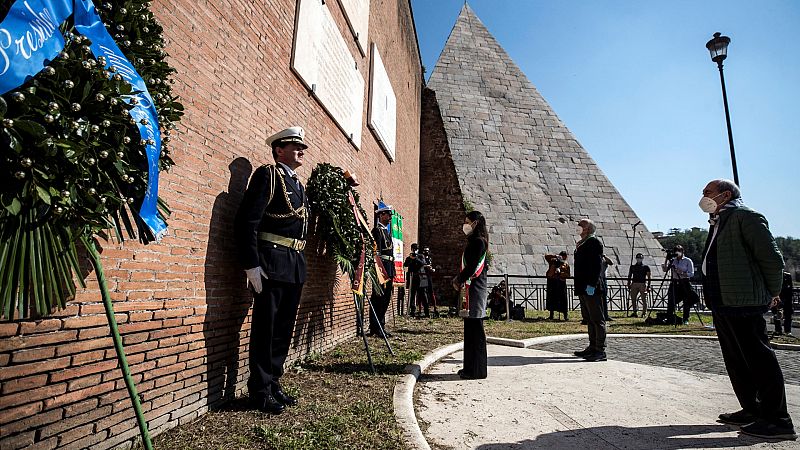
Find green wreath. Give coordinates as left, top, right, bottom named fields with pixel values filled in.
left=0, top=2, right=183, bottom=448
left=0, top=0, right=183, bottom=319
left=306, top=163, right=380, bottom=293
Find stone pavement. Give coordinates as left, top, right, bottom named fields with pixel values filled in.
left=415, top=340, right=800, bottom=450
left=528, top=337, right=800, bottom=386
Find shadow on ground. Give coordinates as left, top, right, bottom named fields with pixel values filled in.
left=474, top=424, right=774, bottom=450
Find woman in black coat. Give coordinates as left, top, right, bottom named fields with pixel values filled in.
left=452, top=210, right=489, bottom=379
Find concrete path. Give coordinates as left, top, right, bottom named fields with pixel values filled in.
left=416, top=341, right=800, bottom=449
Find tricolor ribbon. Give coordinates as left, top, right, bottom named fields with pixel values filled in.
left=460, top=251, right=486, bottom=315
left=0, top=0, right=166, bottom=239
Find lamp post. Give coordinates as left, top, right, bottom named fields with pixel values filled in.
left=706, top=32, right=739, bottom=186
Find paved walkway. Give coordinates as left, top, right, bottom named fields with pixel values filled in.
left=415, top=338, right=800, bottom=449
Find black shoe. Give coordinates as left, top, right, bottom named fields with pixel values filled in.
left=718, top=409, right=758, bottom=425
left=740, top=419, right=797, bottom=440
left=272, top=387, right=297, bottom=407
left=583, top=352, right=607, bottom=362
left=251, top=394, right=285, bottom=415
left=457, top=369, right=485, bottom=380
left=573, top=348, right=593, bottom=357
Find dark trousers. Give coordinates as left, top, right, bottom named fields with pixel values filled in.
left=579, top=294, right=607, bottom=352
left=772, top=301, right=794, bottom=333
left=248, top=279, right=303, bottom=397
left=667, top=279, right=697, bottom=320
left=463, top=318, right=487, bottom=378
left=714, top=312, right=791, bottom=423
left=408, top=279, right=430, bottom=316
left=370, top=281, right=393, bottom=334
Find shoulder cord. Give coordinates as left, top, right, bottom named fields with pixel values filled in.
left=263, top=165, right=307, bottom=222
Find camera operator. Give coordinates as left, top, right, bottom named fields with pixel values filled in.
left=662, top=244, right=697, bottom=324
left=420, top=246, right=437, bottom=317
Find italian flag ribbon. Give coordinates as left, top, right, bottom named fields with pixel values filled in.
left=460, top=251, right=486, bottom=313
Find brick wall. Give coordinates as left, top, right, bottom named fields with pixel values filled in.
left=0, top=0, right=422, bottom=448
left=418, top=87, right=467, bottom=308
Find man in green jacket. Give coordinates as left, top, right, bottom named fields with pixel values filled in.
left=699, top=179, right=795, bottom=440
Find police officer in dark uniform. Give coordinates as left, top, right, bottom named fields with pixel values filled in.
left=370, top=205, right=395, bottom=337
left=234, top=126, right=309, bottom=415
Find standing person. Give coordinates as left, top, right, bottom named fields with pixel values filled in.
left=773, top=271, right=794, bottom=335
left=662, top=245, right=697, bottom=324
left=234, top=126, right=309, bottom=415
left=699, top=179, right=795, bottom=440
left=544, top=251, right=570, bottom=321
left=572, top=218, right=607, bottom=362
left=370, top=205, right=395, bottom=337
left=599, top=255, right=614, bottom=321
left=452, top=211, right=489, bottom=379
left=420, top=246, right=437, bottom=316
left=627, top=253, right=651, bottom=317
left=403, top=243, right=423, bottom=317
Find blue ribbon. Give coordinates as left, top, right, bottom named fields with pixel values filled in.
left=0, top=0, right=166, bottom=240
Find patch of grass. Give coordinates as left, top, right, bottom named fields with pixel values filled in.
left=144, top=309, right=773, bottom=449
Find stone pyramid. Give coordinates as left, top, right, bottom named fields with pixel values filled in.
left=425, top=4, right=664, bottom=277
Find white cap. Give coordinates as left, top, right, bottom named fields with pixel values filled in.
left=268, top=126, right=307, bottom=149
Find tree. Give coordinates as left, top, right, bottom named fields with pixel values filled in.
left=776, top=236, right=799, bottom=281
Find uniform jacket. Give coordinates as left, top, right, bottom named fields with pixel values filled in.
left=373, top=224, right=396, bottom=279
left=701, top=206, right=784, bottom=310
left=573, top=235, right=603, bottom=296
left=234, top=164, right=309, bottom=284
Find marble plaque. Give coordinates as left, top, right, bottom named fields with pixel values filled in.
left=368, top=43, right=396, bottom=160
left=292, top=0, right=365, bottom=148
left=337, top=0, right=370, bottom=55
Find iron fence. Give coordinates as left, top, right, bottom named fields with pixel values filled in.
left=487, top=274, right=800, bottom=314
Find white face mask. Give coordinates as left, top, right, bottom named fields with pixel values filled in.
left=462, top=223, right=473, bottom=235
left=698, top=193, right=724, bottom=214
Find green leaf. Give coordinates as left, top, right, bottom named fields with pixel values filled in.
left=13, top=119, right=47, bottom=139
left=2, top=197, right=21, bottom=215
left=35, top=186, right=51, bottom=205
left=3, top=129, right=21, bottom=153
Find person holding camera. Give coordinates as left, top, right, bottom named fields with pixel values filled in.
left=404, top=243, right=435, bottom=318
left=699, top=179, right=794, bottom=440
left=627, top=253, right=651, bottom=317
left=545, top=251, right=570, bottom=321
left=662, top=244, right=697, bottom=324
left=419, top=246, right=437, bottom=317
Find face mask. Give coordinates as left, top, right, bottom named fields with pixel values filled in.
left=675, top=252, right=683, bottom=258
left=462, top=223, right=473, bottom=235
left=698, top=193, right=724, bottom=214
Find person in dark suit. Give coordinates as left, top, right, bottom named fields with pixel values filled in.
left=572, top=218, right=607, bottom=362
left=404, top=243, right=423, bottom=317
left=234, top=126, right=309, bottom=415
left=370, top=205, right=395, bottom=337
left=452, top=210, right=489, bottom=379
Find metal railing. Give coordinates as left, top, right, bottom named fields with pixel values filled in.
left=487, top=274, right=800, bottom=314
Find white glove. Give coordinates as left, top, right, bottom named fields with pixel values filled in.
left=245, top=267, right=266, bottom=294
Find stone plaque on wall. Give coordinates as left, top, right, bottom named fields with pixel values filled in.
left=337, top=0, right=370, bottom=55
left=292, top=0, right=365, bottom=148
left=368, top=43, right=397, bottom=160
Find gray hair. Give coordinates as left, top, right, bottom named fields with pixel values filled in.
left=712, top=179, right=741, bottom=200
left=578, top=218, right=596, bottom=234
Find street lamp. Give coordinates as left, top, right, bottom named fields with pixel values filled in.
left=706, top=32, right=739, bottom=186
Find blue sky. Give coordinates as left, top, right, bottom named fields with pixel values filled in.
left=410, top=0, right=799, bottom=238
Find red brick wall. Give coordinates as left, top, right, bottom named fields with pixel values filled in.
left=0, top=0, right=422, bottom=448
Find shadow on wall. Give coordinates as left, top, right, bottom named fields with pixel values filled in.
left=473, top=424, right=767, bottom=449
left=291, top=231, right=340, bottom=357
left=203, top=157, right=254, bottom=410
